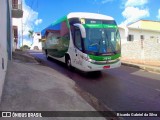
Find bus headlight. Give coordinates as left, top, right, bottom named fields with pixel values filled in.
left=85, top=56, right=95, bottom=63
left=86, top=57, right=96, bottom=63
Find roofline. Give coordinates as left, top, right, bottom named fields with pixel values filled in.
left=140, top=19, right=160, bottom=22
left=127, top=19, right=160, bottom=26
left=128, top=26, right=160, bottom=33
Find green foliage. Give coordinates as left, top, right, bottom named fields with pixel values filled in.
left=20, top=45, right=30, bottom=50
left=28, top=30, right=34, bottom=38
left=28, top=30, right=34, bottom=45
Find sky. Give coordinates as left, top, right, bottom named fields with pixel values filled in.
left=13, top=0, right=160, bottom=47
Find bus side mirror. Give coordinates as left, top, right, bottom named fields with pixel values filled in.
left=73, top=23, right=86, bottom=38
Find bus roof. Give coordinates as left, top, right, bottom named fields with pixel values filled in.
left=67, top=12, right=114, bottom=20
left=41, top=12, right=114, bottom=37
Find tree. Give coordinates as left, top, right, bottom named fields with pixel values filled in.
left=20, top=45, right=30, bottom=50
left=28, top=30, right=34, bottom=45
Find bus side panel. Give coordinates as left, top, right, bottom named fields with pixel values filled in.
left=45, top=21, right=70, bottom=58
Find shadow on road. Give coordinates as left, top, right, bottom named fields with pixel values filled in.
left=37, top=56, right=103, bottom=80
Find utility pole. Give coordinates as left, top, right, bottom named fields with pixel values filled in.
left=21, top=17, right=23, bottom=47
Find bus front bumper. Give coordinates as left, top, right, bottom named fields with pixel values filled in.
left=81, top=60, right=121, bottom=72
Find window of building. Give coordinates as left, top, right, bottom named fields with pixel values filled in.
left=13, top=26, right=18, bottom=41
left=127, top=34, right=134, bottom=41
left=12, top=0, right=18, bottom=9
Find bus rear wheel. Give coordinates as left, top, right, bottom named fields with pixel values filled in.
left=45, top=50, right=49, bottom=59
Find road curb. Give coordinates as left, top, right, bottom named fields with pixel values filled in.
left=121, top=62, right=141, bottom=69
left=141, top=66, right=160, bottom=73
left=122, top=62, right=160, bottom=74
left=12, top=51, right=39, bottom=64
left=34, top=57, right=46, bottom=65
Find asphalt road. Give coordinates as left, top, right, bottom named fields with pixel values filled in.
left=29, top=51, right=160, bottom=119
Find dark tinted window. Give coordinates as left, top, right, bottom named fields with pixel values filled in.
left=85, top=19, right=117, bottom=25
left=69, top=18, right=80, bottom=26
left=102, top=20, right=117, bottom=25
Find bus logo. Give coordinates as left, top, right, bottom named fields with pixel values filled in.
left=2, top=112, right=11, bottom=117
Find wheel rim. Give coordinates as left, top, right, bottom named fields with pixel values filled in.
left=67, top=59, right=71, bottom=67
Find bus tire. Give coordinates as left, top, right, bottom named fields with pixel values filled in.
left=65, top=55, right=72, bottom=70
left=45, top=50, right=49, bottom=59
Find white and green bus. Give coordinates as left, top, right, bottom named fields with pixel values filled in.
left=41, top=12, right=121, bottom=72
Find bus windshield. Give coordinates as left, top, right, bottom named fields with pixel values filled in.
left=84, top=27, right=121, bottom=55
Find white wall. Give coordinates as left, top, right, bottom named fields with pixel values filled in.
left=120, top=26, right=160, bottom=61
left=30, top=32, right=42, bottom=50
left=127, top=28, right=160, bottom=42
left=121, top=27, right=160, bottom=44
left=119, top=27, right=127, bottom=44
left=0, top=0, right=9, bottom=101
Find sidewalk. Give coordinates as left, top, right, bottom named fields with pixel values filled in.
left=121, top=60, right=160, bottom=74
left=0, top=51, right=108, bottom=120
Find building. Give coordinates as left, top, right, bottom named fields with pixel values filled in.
left=0, top=0, right=12, bottom=101
left=119, top=20, right=160, bottom=65
left=12, top=0, right=23, bottom=51
left=128, top=20, right=160, bottom=31
left=30, top=32, right=42, bottom=50
left=0, top=0, right=23, bottom=101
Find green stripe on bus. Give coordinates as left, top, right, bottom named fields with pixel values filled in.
left=88, top=53, right=120, bottom=61
left=50, top=15, right=70, bottom=29
left=83, top=24, right=117, bottom=28
left=103, top=24, right=117, bottom=28
left=51, top=16, right=67, bottom=26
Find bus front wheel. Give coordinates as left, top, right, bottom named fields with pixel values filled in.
left=65, top=56, right=72, bottom=70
